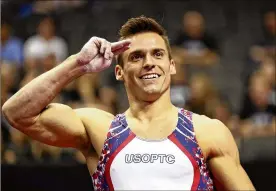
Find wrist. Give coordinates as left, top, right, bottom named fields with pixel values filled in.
left=63, top=54, right=87, bottom=79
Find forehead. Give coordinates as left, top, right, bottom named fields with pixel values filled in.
left=123, top=32, right=167, bottom=55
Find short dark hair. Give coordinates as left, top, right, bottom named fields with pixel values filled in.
left=116, top=15, right=172, bottom=67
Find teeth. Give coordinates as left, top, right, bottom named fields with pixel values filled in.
left=142, top=74, right=159, bottom=79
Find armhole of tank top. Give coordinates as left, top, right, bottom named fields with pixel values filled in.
left=180, top=109, right=208, bottom=161
left=189, top=111, right=209, bottom=163
left=91, top=115, right=121, bottom=177
left=104, top=113, right=127, bottom=145
left=106, top=114, right=121, bottom=140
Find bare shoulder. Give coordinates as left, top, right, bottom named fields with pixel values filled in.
left=192, top=113, right=237, bottom=158
left=193, top=114, right=230, bottom=134
left=74, top=107, right=114, bottom=131
left=74, top=107, right=115, bottom=156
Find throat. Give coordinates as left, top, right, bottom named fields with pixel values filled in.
left=126, top=107, right=179, bottom=141
left=128, top=97, right=176, bottom=122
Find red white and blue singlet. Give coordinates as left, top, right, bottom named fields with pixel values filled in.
left=92, top=108, right=214, bottom=190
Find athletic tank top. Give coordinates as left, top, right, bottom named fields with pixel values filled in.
left=92, top=108, right=214, bottom=191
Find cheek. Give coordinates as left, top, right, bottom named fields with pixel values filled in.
left=163, top=60, right=171, bottom=69
left=124, top=67, right=138, bottom=83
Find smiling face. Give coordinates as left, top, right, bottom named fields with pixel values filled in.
left=115, top=32, right=176, bottom=102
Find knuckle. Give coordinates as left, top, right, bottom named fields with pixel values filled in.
left=91, top=36, right=97, bottom=41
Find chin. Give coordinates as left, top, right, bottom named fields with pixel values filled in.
left=143, top=85, right=161, bottom=94
left=140, top=88, right=163, bottom=101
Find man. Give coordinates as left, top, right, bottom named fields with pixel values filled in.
left=243, top=11, right=275, bottom=86
left=24, top=16, right=68, bottom=64
left=2, top=16, right=255, bottom=190
left=172, top=11, right=219, bottom=66
left=239, top=71, right=275, bottom=138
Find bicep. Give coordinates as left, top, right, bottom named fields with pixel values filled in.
left=208, top=120, right=255, bottom=190
left=20, top=103, right=89, bottom=149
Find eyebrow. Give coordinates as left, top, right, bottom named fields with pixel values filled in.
left=128, top=50, right=145, bottom=56
left=128, top=48, right=166, bottom=56
left=152, top=48, right=166, bottom=52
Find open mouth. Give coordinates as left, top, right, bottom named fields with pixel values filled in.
left=139, top=74, right=161, bottom=80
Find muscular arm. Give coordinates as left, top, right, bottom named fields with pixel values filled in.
left=207, top=119, right=256, bottom=190
left=2, top=37, right=131, bottom=151
left=2, top=55, right=90, bottom=149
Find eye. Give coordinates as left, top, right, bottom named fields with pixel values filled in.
left=154, top=51, right=164, bottom=58
left=130, top=54, right=143, bottom=62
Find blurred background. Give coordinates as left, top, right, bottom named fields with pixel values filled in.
left=1, top=0, right=275, bottom=190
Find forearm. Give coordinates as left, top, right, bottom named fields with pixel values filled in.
left=2, top=54, right=85, bottom=125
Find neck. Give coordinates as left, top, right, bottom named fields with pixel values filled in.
left=126, top=89, right=176, bottom=122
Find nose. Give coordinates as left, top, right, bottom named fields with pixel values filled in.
left=143, top=54, right=155, bottom=69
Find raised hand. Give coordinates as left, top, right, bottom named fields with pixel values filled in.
left=77, top=37, right=131, bottom=72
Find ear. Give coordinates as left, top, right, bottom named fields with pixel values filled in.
left=170, top=59, right=176, bottom=75
left=115, top=65, right=124, bottom=81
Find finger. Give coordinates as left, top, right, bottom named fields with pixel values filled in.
left=109, top=52, right=114, bottom=60
left=102, top=57, right=113, bottom=69
left=111, top=39, right=131, bottom=52
left=104, top=42, right=112, bottom=60
left=77, top=48, right=96, bottom=65
left=77, top=38, right=99, bottom=65
left=87, top=56, right=112, bottom=72
left=100, top=39, right=107, bottom=54
left=84, top=56, right=103, bottom=72
left=112, top=45, right=130, bottom=55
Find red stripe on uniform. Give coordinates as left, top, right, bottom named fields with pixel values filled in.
left=168, top=134, right=200, bottom=190
left=104, top=132, right=136, bottom=191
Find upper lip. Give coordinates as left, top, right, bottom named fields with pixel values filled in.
left=139, top=73, right=161, bottom=79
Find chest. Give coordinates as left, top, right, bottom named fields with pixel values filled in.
left=128, top=118, right=177, bottom=140
left=109, top=138, right=195, bottom=190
